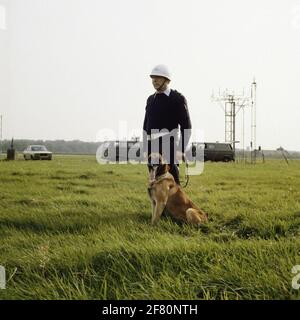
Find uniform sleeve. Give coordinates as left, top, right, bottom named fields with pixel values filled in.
left=142, top=97, right=151, bottom=154
left=143, top=108, right=147, bottom=131
left=142, top=110, right=148, bottom=153
left=177, top=95, right=192, bottom=153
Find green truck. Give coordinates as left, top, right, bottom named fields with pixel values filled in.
left=191, top=142, right=235, bottom=162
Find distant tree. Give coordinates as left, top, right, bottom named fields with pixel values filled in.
left=0, top=139, right=100, bottom=154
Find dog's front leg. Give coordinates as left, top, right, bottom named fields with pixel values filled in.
left=151, top=187, right=168, bottom=225
left=151, top=202, right=166, bottom=225
left=151, top=199, right=156, bottom=220
left=147, top=187, right=156, bottom=220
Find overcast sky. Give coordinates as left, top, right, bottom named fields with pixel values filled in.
left=0, top=0, right=299, bottom=150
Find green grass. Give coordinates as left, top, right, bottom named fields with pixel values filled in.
left=0, top=155, right=300, bottom=299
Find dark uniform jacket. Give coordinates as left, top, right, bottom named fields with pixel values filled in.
left=143, top=89, right=192, bottom=154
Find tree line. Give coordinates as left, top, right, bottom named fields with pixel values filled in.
left=0, top=139, right=100, bottom=154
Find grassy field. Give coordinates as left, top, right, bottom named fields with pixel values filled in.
left=0, top=155, right=300, bottom=300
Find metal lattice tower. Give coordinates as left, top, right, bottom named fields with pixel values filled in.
left=250, top=79, right=257, bottom=163
left=224, top=95, right=235, bottom=147
left=212, top=89, right=249, bottom=155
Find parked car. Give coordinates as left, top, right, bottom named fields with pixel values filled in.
left=23, top=145, right=52, bottom=160
left=190, top=142, right=235, bottom=162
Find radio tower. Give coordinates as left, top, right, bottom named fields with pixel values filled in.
left=250, top=79, right=257, bottom=163
left=211, top=89, right=249, bottom=157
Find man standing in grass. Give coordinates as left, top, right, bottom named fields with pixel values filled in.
left=143, top=65, right=192, bottom=185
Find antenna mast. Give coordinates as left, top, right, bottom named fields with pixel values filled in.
left=211, top=89, right=249, bottom=158
left=212, top=79, right=257, bottom=163
left=250, top=78, right=257, bottom=163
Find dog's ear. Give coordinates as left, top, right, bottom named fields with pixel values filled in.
left=155, top=164, right=168, bottom=178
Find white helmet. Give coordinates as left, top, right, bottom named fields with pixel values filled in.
left=150, top=64, right=171, bottom=81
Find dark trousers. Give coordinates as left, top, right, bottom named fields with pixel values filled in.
left=146, top=136, right=180, bottom=185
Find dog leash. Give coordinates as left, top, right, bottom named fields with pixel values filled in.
left=180, top=154, right=189, bottom=188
